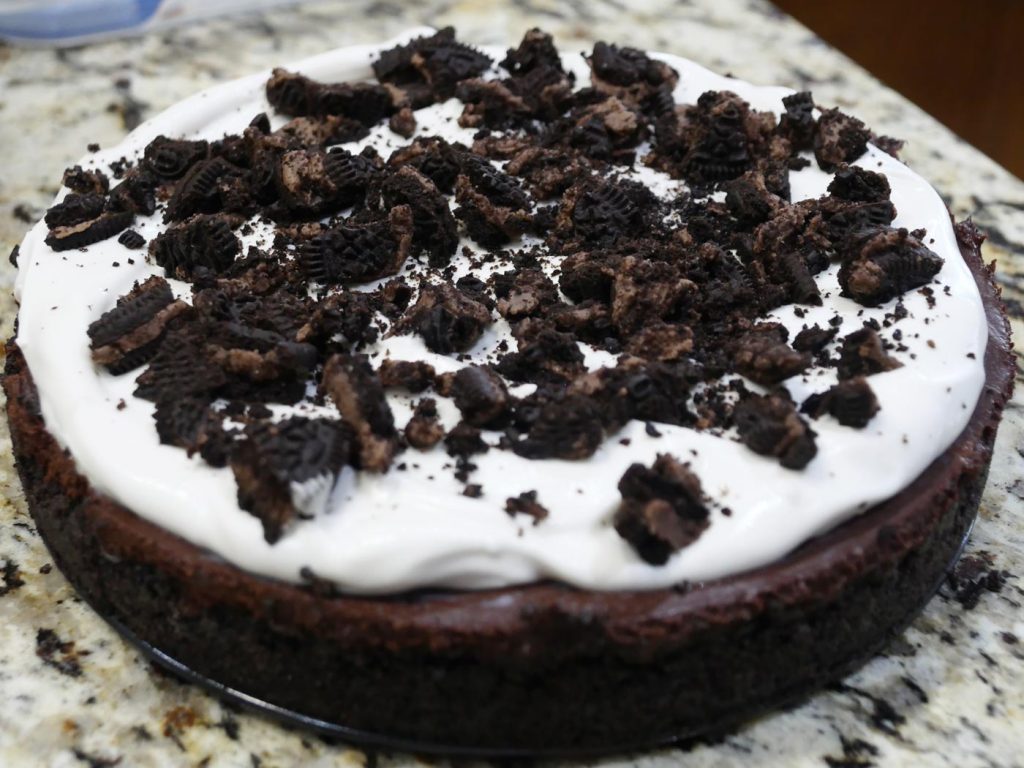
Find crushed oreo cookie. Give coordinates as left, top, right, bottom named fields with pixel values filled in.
left=62, top=28, right=939, bottom=552
left=231, top=417, right=352, bottom=542
left=614, top=454, right=708, bottom=564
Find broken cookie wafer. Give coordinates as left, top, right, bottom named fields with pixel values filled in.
left=88, top=276, right=192, bottom=374
left=614, top=454, right=708, bottom=565
left=322, top=354, right=398, bottom=472
left=231, top=416, right=352, bottom=543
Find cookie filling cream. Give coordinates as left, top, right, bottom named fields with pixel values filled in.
left=12, top=30, right=987, bottom=593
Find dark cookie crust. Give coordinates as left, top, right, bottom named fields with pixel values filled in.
left=2, top=224, right=1013, bottom=755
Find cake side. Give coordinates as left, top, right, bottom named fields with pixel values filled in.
left=4, top=220, right=1012, bottom=755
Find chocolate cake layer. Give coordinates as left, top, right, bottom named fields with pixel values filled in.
left=3, top=221, right=1013, bottom=756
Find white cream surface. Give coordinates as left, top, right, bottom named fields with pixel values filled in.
left=13, top=30, right=988, bottom=593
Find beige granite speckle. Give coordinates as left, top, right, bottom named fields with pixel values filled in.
left=1, top=1, right=1022, bottom=765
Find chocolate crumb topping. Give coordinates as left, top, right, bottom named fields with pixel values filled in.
left=395, top=283, right=492, bottom=354
left=117, top=229, right=146, bottom=249
left=87, top=276, right=191, bottom=374
left=734, top=393, right=817, bottom=470
left=378, top=359, right=436, bottom=392
left=838, top=227, right=943, bottom=307
left=614, top=454, right=708, bottom=564
left=405, top=398, right=446, bottom=450
left=149, top=214, right=241, bottom=279
left=52, top=27, right=937, bottom=551
left=322, top=354, right=397, bottom=472
left=505, top=490, right=549, bottom=525
left=231, top=416, right=352, bottom=543
left=445, top=422, right=489, bottom=457
left=814, top=108, right=872, bottom=171
left=451, top=365, right=512, bottom=428
left=45, top=210, right=134, bottom=252
left=731, top=324, right=810, bottom=386
left=837, top=327, right=903, bottom=379
left=802, top=376, right=880, bottom=428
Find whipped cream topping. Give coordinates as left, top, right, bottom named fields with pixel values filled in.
left=13, top=30, right=988, bottom=593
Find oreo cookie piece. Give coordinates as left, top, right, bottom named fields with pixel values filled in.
left=492, top=268, right=559, bottom=321
left=508, top=391, right=604, bottom=460
left=793, top=324, right=838, bottom=355
left=731, top=324, right=811, bottom=386
left=231, top=416, right=352, bottom=543
left=164, top=157, right=239, bottom=221
left=837, top=227, right=943, bottom=306
left=273, top=149, right=375, bottom=217
left=613, top=454, right=709, bottom=565
left=134, top=326, right=228, bottom=404
left=295, top=290, right=381, bottom=353
left=276, top=115, right=369, bottom=147
left=778, top=91, right=816, bottom=151
left=724, top=171, right=785, bottom=229
left=610, top=255, right=694, bottom=335
left=45, top=210, right=134, bottom=252
left=149, top=214, right=241, bottom=280
left=733, top=393, right=818, bottom=470
left=572, top=357, right=701, bottom=432
left=557, top=178, right=658, bottom=247
left=624, top=323, right=694, bottom=362
left=454, top=175, right=533, bottom=248
left=380, top=166, right=459, bottom=266
left=118, top=230, right=146, bottom=250
left=801, top=376, right=880, bottom=428
left=827, top=164, right=891, bottom=204
left=505, top=490, right=548, bottom=525
left=88, top=276, right=192, bottom=374
left=404, top=398, right=446, bottom=450
left=153, top=396, right=228, bottom=465
left=814, top=108, right=872, bottom=171
left=62, top=165, right=109, bottom=195
left=106, top=166, right=159, bottom=217
left=586, top=41, right=678, bottom=111
left=444, top=422, right=489, bottom=458
left=451, top=365, right=511, bottom=428
left=202, top=321, right=318, bottom=404
left=387, top=137, right=462, bottom=193
left=142, top=136, right=209, bottom=180
left=836, top=327, right=902, bottom=379
left=819, top=198, right=898, bottom=246
left=44, top=193, right=107, bottom=229
left=266, top=69, right=393, bottom=125
left=322, top=354, right=398, bottom=472
left=395, top=283, right=492, bottom=355
left=299, top=206, right=413, bottom=285
left=378, top=359, right=436, bottom=392
left=373, top=27, right=493, bottom=101
left=501, top=28, right=566, bottom=77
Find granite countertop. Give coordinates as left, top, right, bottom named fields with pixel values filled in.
left=0, top=0, right=1022, bottom=765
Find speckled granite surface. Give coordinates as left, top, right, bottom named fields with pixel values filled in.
left=0, top=0, right=1022, bottom=765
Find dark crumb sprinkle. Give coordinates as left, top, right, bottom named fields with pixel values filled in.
left=505, top=490, right=548, bottom=524
left=54, top=26, right=948, bottom=554
left=463, top=483, right=483, bottom=498
left=117, top=229, right=146, bottom=249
